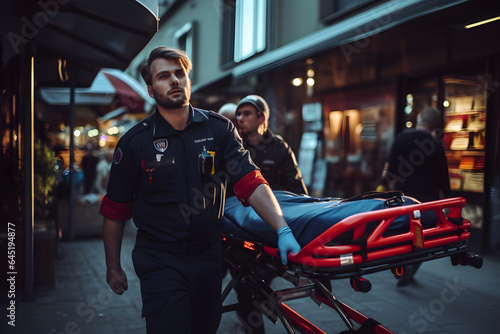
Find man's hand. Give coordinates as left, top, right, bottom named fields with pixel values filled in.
left=103, top=218, right=127, bottom=294
left=106, top=267, right=128, bottom=295
left=277, top=226, right=301, bottom=265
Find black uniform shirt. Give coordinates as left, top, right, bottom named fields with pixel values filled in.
left=104, top=106, right=258, bottom=242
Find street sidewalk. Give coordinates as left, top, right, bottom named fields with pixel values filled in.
left=2, top=222, right=499, bottom=334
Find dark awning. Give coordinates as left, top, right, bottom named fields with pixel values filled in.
left=1, top=0, right=159, bottom=87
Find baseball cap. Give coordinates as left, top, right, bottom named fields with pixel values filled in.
left=236, top=95, right=269, bottom=120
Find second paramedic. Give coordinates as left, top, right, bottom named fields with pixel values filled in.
left=236, top=95, right=308, bottom=195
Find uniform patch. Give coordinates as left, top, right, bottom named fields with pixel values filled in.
left=194, top=137, right=214, bottom=144
left=114, top=147, right=123, bottom=165
left=154, top=138, right=168, bottom=152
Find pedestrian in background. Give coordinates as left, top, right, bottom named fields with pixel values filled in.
left=99, top=46, right=301, bottom=334
left=218, top=102, right=238, bottom=127
left=379, top=106, right=451, bottom=285
left=94, top=149, right=114, bottom=195
left=80, top=144, right=99, bottom=194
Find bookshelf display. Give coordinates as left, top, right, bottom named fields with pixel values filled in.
left=443, top=75, right=486, bottom=194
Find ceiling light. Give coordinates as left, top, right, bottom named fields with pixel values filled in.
left=465, top=15, right=500, bottom=29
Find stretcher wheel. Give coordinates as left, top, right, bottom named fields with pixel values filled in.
left=391, top=263, right=421, bottom=286
left=349, top=276, right=371, bottom=293
left=451, top=253, right=483, bottom=269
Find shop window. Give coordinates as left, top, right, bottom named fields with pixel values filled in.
left=443, top=74, right=486, bottom=197
left=405, top=72, right=487, bottom=230
left=322, top=84, right=396, bottom=197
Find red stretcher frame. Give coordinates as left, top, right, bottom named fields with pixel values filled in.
left=221, top=197, right=481, bottom=334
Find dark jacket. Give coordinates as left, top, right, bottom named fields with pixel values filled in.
left=244, top=130, right=308, bottom=195
left=384, top=129, right=450, bottom=202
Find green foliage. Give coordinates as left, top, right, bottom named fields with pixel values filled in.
left=34, top=140, right=57, bottom=219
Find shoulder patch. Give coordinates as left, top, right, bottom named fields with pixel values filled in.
left=113, top=147, right=124, bottom=165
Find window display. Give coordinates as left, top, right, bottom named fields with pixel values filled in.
left=443, top=74, right=486, bottom=193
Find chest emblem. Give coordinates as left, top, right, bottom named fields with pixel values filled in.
left=153, top=138, right=168, bottom=152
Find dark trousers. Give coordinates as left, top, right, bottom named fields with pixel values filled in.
left=132, top=240, right=223, bottom=334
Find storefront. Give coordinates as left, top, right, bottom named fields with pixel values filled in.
left=0, top=1, right=158, bottom=294
left=200, top=1, right=500, bottom=252
left=271, top=4, right=500, bottom=252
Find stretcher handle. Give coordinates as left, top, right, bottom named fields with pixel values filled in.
left=263, top=245, right=299, bottom=263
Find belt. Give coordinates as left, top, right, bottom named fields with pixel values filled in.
left=135, top=231, right=220, bottom=256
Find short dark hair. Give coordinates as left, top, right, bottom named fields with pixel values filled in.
left=139, top=46, right=192, bottom=85
left=417, top=106, right=442, bottom=131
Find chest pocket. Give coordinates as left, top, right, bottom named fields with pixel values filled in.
left=140, top=157, right=178, bottom=202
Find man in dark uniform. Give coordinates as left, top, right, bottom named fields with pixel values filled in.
left=232, top=95, right=308, bottom=333
left=236, top=95, right=308, bottom=195
left=99, top=46, right=301, bottom=334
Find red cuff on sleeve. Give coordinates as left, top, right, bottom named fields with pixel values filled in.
left=99, top=195, right=134, bottom=221
left=233, top=170, right=269, bottom=207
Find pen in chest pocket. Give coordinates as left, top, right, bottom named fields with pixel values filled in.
left=141, top=157, right=176, bottom=185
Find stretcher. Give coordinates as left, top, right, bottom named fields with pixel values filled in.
left=220, top=191, right=482, bottom=334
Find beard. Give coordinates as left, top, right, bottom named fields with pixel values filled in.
left=152, top=85, right=191, bottom=109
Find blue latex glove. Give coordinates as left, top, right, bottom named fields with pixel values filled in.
left=276, top=226, right=301, bottom=265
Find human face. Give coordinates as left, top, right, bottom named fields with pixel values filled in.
left=236, top=104, right=262, bottom=137
left=148, top=58, right=191, bottom=109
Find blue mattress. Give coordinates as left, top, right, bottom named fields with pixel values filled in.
left=221, top=191, right=437, bottom=248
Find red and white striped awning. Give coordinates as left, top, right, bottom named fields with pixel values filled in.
left=39, top=68, right=155, bottom=113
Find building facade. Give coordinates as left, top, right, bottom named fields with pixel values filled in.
left=0, top=0, right=158, bottom=294
left=128, top=0, right=500, bottom=253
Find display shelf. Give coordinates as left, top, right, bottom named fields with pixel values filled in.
left=443, top=74, right=486, bottom=194
left=445, top=109, right=485, bottom=116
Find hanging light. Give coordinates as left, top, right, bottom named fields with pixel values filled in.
left=292, top=77, right=303, bottom=86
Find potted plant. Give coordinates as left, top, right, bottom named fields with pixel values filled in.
left=34, top=139, right=57, bottom=221
left=33, top=139, right=58, bottom=288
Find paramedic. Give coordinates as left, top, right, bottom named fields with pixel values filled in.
left=379, top=106, right=451, bottom=285
left=236, top=95, right=308, bottom=195
left=232, top=95, right=308, bottom=333
left=99, top=46, right=301, bottom=334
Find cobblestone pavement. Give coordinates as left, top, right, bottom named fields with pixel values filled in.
left=2, top=222, right=499, bottom=334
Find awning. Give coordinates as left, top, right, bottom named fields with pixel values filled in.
left=1, top=0, right=159, bottom=87
left=101, top=68, right=155, bottom=112
left=231, top=0, right=467, bottom=81
left=39, top=68, right=155, bottom=113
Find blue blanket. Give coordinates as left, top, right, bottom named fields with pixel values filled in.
left=221, top=191, right=436, bottom=248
